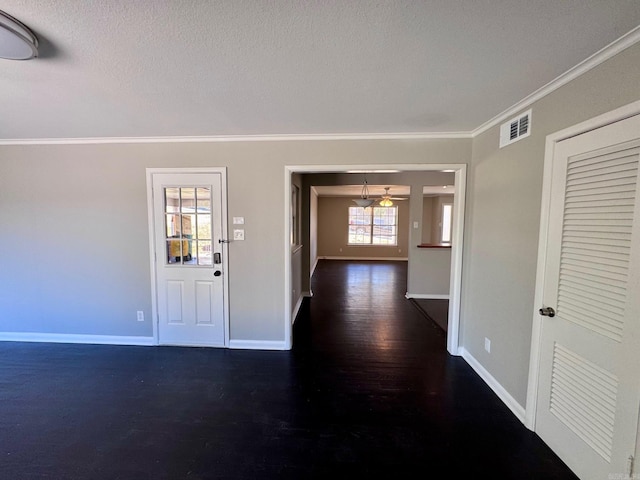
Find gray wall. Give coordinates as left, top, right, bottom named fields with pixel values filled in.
left=461, top=43, right=640, bottom=406
left=408, top=248, right=451, bottom=297
left=0, top=41, right=637, bottom=415
left=0, top=140, right=470, bottom=343
left=421, top=196, right=434, bottom=243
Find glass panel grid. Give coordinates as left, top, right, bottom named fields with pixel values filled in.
left=164, top=186, right=213, bottom=266
left=348, top=206, right=398, bottom=245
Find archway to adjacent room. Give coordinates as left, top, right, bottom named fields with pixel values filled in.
left=284, top=164, right=467, bottom=355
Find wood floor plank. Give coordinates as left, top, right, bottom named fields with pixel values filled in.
left=0, top=260, right=577, bottom=479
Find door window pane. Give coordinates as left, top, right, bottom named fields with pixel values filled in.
left=164, top=187, right=214, bottom=266
left=165, top=188, right=180, bottom=213
left=197, top=241, right=212, bottom=265
left=196, top=188, right=211, bottom=213
left=181, top=188, right=196, bottom=212
left=197, top=215, right=211, bottom=239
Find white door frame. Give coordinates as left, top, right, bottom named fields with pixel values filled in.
left=146, top=167, right=230, bottom=347
left=525, top=100, right=640, bottom=430
left=284, top=163, right=467, bottom=355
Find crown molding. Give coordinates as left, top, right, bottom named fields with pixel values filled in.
left=0, top=131, right=471, bottom=146
left=472, top=25, right=640, bottom=138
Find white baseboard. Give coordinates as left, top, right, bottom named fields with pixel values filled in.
left=228, top=339, right=288, bottom=350
left=405, top=293, right=450, bottom=300
left=311, top=257, right=319, bottom=276
left=320, top=256, right=408, bottom=261
left=302, top=290, right=313, bottom=297
left=0, top=332, right=155, bottom=346
left=459, top=347, right=526, bottom=424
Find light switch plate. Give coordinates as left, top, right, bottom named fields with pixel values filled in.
left=233, top=217, right=245, bottom=225
left=233, top=229, right=245, bottom=241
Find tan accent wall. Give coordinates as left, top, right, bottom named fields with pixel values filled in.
left=317, top=196, right=409, bottom=258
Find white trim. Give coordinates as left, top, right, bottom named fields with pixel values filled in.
left=525, top=100, right=640, bottom=430
left=460, top=347, right=527, bottom=425
left=146, top=167, right=230, bottom=348
left=285, top=163, right=467, bottom=359
left=228, top=340, right=288, bottom=350
left=0, top=332, right=154, bottom=346
left=311, top=257, right=319, bottom=276
left=284, top=169, right=293, bottom=350
left=0, top=132, right=471, bottom=146
left=287, top=164, right=467, bottom=174
left=473, top=26, right=640, bottom=137
left=405, top=293, right=450, bottom=300
left=320, top=256, right=408, bottom=261
left=445, top=166, right=466, bottom=356
left=302, top=290, right=313, bottom=297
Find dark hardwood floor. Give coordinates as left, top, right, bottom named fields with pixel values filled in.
left=0, top=260, right=577, bottom=479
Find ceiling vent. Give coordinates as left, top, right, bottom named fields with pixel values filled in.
left=499, top=109, right=532, bottom=148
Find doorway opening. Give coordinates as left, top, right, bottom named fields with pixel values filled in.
left=284, top=164, right=467, bottom=355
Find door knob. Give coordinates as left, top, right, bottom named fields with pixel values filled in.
left=539, top=306, right=555, bottom=317
left=214, top=270, right=222, bottom=277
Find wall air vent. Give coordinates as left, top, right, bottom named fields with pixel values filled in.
left=499, top=109, right=532, bottom=148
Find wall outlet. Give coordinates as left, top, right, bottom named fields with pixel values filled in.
left=137, top=310, right=144, bottom=322
left=484, top=337, right=491, bottom=353
left=413, top=221, right=419, bottom=229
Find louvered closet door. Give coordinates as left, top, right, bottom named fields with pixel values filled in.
left=536, top=114, right=640, bottom=480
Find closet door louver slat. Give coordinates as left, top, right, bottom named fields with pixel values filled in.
left=557, top=147, right=639, bottom=343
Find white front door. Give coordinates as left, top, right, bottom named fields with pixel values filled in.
left=150, top=171, right=227, bottom=347
left=536, top=114, right=640, bottom=479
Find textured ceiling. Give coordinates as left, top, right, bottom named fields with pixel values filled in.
left=2, top=0, right=640, bottom=140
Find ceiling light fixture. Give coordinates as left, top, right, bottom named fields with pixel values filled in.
left=0, top=10, right=38, bottom=60
left=379, top=187, right=393, bottom=207
left=353, top=175, right=375, bottom=208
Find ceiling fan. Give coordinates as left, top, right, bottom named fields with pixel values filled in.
left=379, top=187, right=407, bottom=207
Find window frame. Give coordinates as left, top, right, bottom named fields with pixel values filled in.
left=348, top=205, right=398, bottom=246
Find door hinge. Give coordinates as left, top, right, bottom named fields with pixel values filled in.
left=628, top=454, right=634, bottom=476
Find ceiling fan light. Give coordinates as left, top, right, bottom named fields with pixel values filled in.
left=0, top=10, right=38, bottom=60
left=379, top=198, right=393, bottom=207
